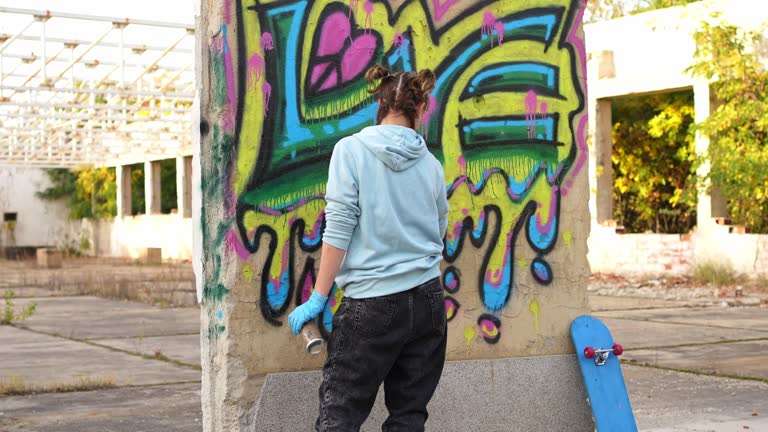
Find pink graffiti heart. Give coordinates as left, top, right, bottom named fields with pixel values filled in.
left=310, top=11, right=378, bottom=92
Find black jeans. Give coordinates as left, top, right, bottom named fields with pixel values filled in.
left=316, top=278, right=447, bottom=432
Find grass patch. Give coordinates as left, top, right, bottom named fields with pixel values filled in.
left=2, top=290, right=36, bottom=325
left=692, top=261, right=742, bottom=286
left=0, top=374, right=117, bottom=396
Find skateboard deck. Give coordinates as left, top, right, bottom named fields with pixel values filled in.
left=571, top=315, right=637, bottom=431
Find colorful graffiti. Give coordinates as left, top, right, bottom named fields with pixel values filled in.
left=201, top=0, right=587, bottom=343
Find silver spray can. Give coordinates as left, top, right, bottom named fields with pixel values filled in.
left=300, top=321, right=325, bottom=355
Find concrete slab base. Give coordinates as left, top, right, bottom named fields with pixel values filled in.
left=95, top=334, right=201, bottom=366
left=597, top=306, right=768, bottom=331
left=627, top=340, right=768, bottom=380
left=250, top=355, right=593, bottom=432
left=13, top=296, right=199, bottom=339
left=601, top=317, right=767, bottom=349
left=0, top=383, right=202, bottom=432
left=0, top=326, right=200, bottom=386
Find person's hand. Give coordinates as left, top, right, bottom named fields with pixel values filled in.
left=288, top=291, right=328, bottom=335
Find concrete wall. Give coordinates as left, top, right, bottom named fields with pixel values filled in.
left=0, top=167, right=69, bottom=250
left=584, top=0, right=766, bottom=100
left=198, top=0, right=590, bottom=430
left=88, top=216, right=194, bottom=261
left=589, top=226, right=768, bottom=277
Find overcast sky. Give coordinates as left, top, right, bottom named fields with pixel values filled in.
left=0, top=0, right=194, bottom=24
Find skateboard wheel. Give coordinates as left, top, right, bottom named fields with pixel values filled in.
left=612, top=344, right=624, bottom=356
left=584, top=346, right=595, bottom=359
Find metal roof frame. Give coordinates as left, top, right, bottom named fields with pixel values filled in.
left=0, top=6, right=194, bottom=168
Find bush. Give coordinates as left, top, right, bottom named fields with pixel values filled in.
left=692, top=262, right=740, bottom=286
left=1, top=291, right=37, bottom=325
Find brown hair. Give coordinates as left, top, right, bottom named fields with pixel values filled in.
left=365, top=65, right=436, bottom=128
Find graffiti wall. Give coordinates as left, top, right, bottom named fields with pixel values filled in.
left=199, top=0, right=589, bottom=383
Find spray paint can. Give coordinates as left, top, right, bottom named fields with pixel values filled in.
left=300, top=321, right=325, bottom=355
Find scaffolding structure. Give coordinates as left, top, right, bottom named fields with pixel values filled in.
left=0, top=7, right=194, bottom=168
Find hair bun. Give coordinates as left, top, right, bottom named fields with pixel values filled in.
left=415, top=69, right=436, bottom=95
left=365, top=65, right=390, bottom=83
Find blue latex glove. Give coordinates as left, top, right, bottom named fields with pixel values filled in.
left=288, top=291, right=328, bottom=335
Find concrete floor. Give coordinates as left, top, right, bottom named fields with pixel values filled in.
left=0, top=293, right=766, bottom=431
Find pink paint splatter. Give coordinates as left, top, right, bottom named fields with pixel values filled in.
left=363, top=0, right=374, bottom=34
left=420, top=95, right=437, bottom=138
left=262, top=80, right=272, bottom=115
left=525, top=90, right=538, bottom=140
left=481, top=11, right=503, bottom=47
left=540, top=101, right=548, bottom=120
left=432, top=0, right=458, bottom=21
left=261, top=32, right=274, bottom=51
left=394, top=32, right=405, bottom=47
left=349, top=0, right=360, bottom=19
left=247, top=53, right=265, bottom=89
left=493, top=21, right=504, bottom=46
left=482, top=11, right=495, bottom=39
left=224, top=0, right=231, bottom=25
left=456, top=155, right=467, bottom=172
left=461, top=208, right=469, bottom=216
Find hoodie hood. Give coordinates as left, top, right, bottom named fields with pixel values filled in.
left=355, top=125, right=427, bottom=172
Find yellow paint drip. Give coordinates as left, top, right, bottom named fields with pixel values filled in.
left=464, top=326, right=476, bottom=351
left=517, top=258, right=528, bottom=268
left=563, top=231, right=573, bottom=249
left=242, top=265, right=254, bottom=282
left=529, top=298, right=540, bottom=331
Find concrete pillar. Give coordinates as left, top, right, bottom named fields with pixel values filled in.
left=144, top=160, right=161, bottom=215
left=116, top=165, right=132, bottom=217
left=693, top=81, right=727, bottom=230
left=199, top=0, right=592, bottom=430
left=594, top=99, right=614, bottom=223
left=176, top=156, right=193, bottom=218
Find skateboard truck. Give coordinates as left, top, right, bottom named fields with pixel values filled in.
left=583, top=344, right=623, bottom=366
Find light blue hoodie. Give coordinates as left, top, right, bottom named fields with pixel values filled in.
left=323, top=125, right=449, bottom=299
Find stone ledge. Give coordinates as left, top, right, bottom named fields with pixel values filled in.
left=248, top=355, right=593, bottom=432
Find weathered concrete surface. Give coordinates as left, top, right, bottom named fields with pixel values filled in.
left=1, top=294, right=767, bottom=431
left=625, top=364, right=768, bottom=431
left=597, top=306, right=768, bottom=331
left=601, top=317, right=767, bottom=349
left=94, top=335, right=201, bottom=366
left=251, top=356, right=593, bottom=432
left=589, top=295, right=705, bottom=311
left=627, top=340, right=768, bottom=380
left=0, top=383, right=202, bottom=432
left=12, top=296, right=198, bottom=340
left=0, top=326, right=199, bottom=386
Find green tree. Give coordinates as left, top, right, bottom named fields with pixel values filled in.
left=689, top=20, right=768, bottom=232
left=37, top=168, right=117, bottom=219
left=159, top=159, right=178, bottom=214
left=612, top=92, right=697, bottom=233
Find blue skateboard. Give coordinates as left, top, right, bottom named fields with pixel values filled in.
left=571, top=315, right=637, bottom=431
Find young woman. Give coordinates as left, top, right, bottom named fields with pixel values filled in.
left=288, top=64, right=449, bottom=431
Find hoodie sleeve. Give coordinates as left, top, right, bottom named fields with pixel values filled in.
left=435, top=162, right=449, bottom=238
left=323, top=140, right=360, bottom=251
